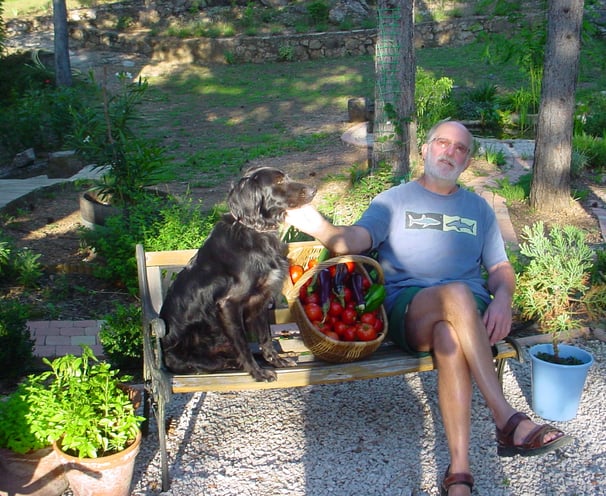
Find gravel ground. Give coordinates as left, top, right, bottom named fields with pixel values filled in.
left=127, top=338, right=606, bottom=496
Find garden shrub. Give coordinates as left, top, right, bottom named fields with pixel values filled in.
left=99, top=303, right=142, bottom=370
left=0, top=299, right=34, bottom=380
left=81, top=194, right=223, bottom=294
left=0, top=55, right=93, bottom=157
left=573, top=133, right=606, bottom=171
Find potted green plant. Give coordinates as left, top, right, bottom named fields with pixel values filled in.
left=0, top=382, right=69, bottom=496
left=1, top=345, right=144, bottom=496
left=514, top=221, right=602, bottom=421
left=70, top=71, right=171, bottom=227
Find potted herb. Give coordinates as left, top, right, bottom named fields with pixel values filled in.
left=1, top=345, right=144, bottom=496
left=514, top=221, right=601, bottom=421
left=0, top=382, right=68, bottom=495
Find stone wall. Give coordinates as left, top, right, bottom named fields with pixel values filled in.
left=7, top=1, right=546, bottom=65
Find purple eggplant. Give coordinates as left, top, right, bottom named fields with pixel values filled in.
left=350, top=272, right=366, bottom=314
left=332, top=263, right=348, bottom=307
left=317, top=268, right=332, bottom=318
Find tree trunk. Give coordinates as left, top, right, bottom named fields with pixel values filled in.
left=372, top=0, right=415, bottom=180
left=53, top=0, right=72, bottom=87
left=530, top=0, right=584, bottom=212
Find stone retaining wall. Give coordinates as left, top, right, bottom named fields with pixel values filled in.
left=7, top=3, right=545, bottom=65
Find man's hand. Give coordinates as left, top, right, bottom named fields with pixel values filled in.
left=284, top=204, right=327, bottom=237
left=483, top=296, right=512, bottom=345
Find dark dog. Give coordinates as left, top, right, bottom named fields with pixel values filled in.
left=159, top=167, right=316, bottom=382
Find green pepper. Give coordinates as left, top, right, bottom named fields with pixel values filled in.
left=364, top=283, right=386, bottom=313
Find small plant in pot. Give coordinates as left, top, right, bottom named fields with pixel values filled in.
left=513, top=222, right=604, bottom=421
left=69, top=71, right=171, bottom=211
left=514, top=221, right=597, bottom=363
left=3, top=345, right=145, bottom=496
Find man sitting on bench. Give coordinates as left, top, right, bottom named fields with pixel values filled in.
left=285, top=120, right=572, bottom=496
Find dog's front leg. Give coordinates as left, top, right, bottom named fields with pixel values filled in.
left=248, top=309, right=296, bottom=369
left=217, top=299, right=278, bottom=382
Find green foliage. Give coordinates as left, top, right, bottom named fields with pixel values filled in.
left=0, top=299, right=34, bottom=380
left=572, top=133, right=606, bottom=171
left=99, top=303, right=142, bottom=370
left=484, top=145, right=506, bottom=166
left=0, top=233, right=43, bottom=288
left=81, top=195, right=221, bottom=293
left=0, top=53, right=92, bottom=157
left=278, top=44, right=295, bottom=62
left=319, top=161, right=397, bottom=226
left=514, top=222, right=595, bottom=352
left=307, top=1, right=329, bottom=24
left=21, top=346, right=143, bottom=458
left=0, top=381, right=49, bottom=453
left=68, top=72, right=171, bottom=205
left=489, top=173, right=531, bottom=202
left=575, top=90, right=606, bottom=138
left=415, top=67, right=454, bottom=145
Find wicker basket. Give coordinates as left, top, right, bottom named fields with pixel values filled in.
left=284, top=243, right=388, bottom=363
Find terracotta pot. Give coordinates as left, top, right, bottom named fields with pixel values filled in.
left=52, top=430, right=141, bottom=496
left=0, top=446, right=68, bottom=496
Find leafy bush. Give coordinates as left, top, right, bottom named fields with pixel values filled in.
left=514, top=222, right=595, bottom=353
left=99, top=303, right=142, bottom=370
left=307, top=1, right=329, bottom=24
left=0, top=299, right=34, bottom=380
left=0, top=53, right=92, bottom=157
left=0, top=233, right=43, bottom=287
left=415, top=67, right=454, bottom=145
left=81, top=194, right=222, bottom=294
left=573, top=133, right=606, bottom=171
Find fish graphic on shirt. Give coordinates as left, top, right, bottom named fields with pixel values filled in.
left=406, top=212, right=477, bottom=236
left=407, top=213, right=441, bottom=228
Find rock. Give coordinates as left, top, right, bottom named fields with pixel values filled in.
left=47, top=150, right=85, bottom=178
left=329, top=0, right=370, bottom=24
left=12, top=148, right=36, bottom=169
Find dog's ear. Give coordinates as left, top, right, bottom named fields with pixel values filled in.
left=228, top=168, right=286, bottom=231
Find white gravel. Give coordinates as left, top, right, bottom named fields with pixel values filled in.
left=128, top=339, right=606, bottom=496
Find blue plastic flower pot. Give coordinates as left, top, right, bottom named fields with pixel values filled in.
left=529, top=343, right=593, bottom=422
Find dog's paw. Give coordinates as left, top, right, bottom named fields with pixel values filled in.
left=251, top=368, right=278, bottom=382
left=272, top=355, right=297, bottom=368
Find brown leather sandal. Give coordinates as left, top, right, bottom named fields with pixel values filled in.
left=440, top=465, right=474, bottom=496
left=496, top=412, right=573, bottom=457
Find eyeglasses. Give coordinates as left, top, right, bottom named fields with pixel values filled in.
left=430, top=137, right=470, bottom=156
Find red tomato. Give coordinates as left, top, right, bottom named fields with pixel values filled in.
left=343, top=286, right=353, bottom=304
left=289, top=265, right=305, bottom=284
left=328, top=300, right=344, bottom=318
left=362, top=276, right=372, bottom=290
left=373, top=317, right=384, bottom=333
left=304, top=303, right=323, bottom=322
left=315, top=320, right=332, bottom=335
left=341, top=307, right=358, bottom=325
left=355, top=323, right=378, bottom=342
left=328, top=265, right=337, bottom=277
left=333, top=321, right=350, bottom=337
left=342, top=326, right=357, bottom=341
left=306, top=292, right=320, bottom=305
left=360, top=312, right=377, bottom=326
left=324, top=330, right=340, bottom=341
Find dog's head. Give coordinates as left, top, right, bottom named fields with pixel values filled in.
left=227, top=167, right=316, bottom=231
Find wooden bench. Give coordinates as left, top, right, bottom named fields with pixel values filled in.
left=135, top=244, right=522, bottom=491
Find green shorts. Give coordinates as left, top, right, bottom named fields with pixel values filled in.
left=387, top=286, right=489, bottom=357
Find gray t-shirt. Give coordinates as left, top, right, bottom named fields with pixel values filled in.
left=355, top=180, right=508, bottom=311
